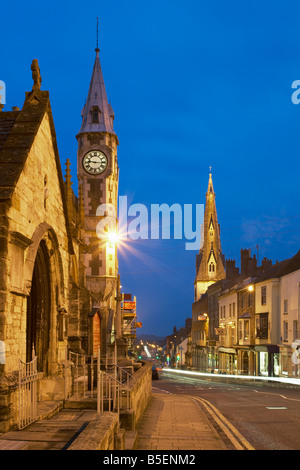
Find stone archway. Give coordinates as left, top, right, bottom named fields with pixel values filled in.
left=26, top=239, right=51, bottom=373
left=25, top=224, right=66, bottom=376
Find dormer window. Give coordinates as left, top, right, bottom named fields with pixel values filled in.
left=91, top=106, right=99, bottom=123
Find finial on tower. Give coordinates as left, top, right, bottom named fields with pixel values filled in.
left=209, top=165, right=212, bottom=174
left=31, top=59, right=42, bottom=90
left=95, top=17, right=100, bottom=54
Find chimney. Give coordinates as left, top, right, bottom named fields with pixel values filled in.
left=240, top=249, right=251, bottom=276
left=261, top=257, right=272, bottom=271
left=226, top=259, right=239, bottom=279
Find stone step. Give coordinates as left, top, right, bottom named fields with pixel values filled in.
left=64, top=398, right=97, bottom=410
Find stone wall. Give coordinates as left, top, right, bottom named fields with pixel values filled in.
left=67, top=412, right=122, bottom=450
left=120, top=361, right=152, bottom=430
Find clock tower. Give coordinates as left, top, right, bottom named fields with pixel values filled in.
left=77, top=45, right=119, bottom=357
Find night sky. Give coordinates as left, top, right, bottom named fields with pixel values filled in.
left=2, top=0, right=300, bottom=336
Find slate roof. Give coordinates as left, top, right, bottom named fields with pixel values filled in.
left=0, top=90, right=51, bottom=200
left=0, top=111, right=19, bottom=151
left=78, top=49, right=115, bottom=136
left=256, top=250, right=300, bottom=282
left=0, top=87, right=74, bottom=254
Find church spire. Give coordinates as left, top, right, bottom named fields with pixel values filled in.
left=207, top=166, right=214, bottom=195
left=194, top=170, right=226, bottom=301
left=77, top=36, right=115, bottom=136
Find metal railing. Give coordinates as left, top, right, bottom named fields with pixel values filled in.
left=65, top=347, right=132, bottom=415
left=98, top=371, right=131, bottom=413
left=66, top=350, right=99, bottom=400
left=18, top=346, right=42, bottom=430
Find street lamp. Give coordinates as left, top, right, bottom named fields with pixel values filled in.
left=107, top=231, right=119, bottom=244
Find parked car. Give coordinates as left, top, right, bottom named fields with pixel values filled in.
left=152, top=365, right=159, bottom=380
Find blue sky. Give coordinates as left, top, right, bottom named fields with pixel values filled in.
left=2, top=0, right=300, bottom=336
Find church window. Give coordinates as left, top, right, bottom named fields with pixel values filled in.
left=209, top=262, right=215, bottom=272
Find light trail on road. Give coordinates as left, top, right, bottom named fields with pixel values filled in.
left=162, top=368, right=300, bottom=386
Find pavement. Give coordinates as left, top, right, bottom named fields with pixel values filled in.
left=135, top=390, right=233, bottom=450
left=0, top=389, right=250, bottom=451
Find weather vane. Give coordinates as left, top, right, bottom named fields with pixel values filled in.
left=96, top=17, right=99, bottom=51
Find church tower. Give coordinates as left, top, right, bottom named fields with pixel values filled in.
left=194, top=171, right=226, bottom=301
left=76, top=43, right=119, bottom=356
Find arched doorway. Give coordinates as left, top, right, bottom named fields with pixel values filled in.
left=26, top=239, right=51, bottom=374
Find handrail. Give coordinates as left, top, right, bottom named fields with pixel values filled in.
left=109, top=363, right=135, bottom=381
left=65, top=347, right=133, bottom=415
left=97, top=370, right=131, bottom=414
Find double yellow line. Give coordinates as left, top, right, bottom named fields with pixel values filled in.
left=190, top=395, right=255, bottom=451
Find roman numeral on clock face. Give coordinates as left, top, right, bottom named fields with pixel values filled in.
left=83, top=150, right=108, bottom=175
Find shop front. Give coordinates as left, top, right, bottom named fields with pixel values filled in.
left=218, top=347, right=237, bottom=374
left=255, top=345, right=280, bottom=377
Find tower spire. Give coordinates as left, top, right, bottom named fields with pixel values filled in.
left=194, top=171, right=225, bottom=301
left=77, top=31, right=115, bottom=136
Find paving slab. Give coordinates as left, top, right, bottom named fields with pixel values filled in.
left=0, top=409, right=98, bottom=450
left=136, top=391, right=228, bottom=450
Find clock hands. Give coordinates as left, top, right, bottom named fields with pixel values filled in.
left=83, top=151, right=107, bottom=174
left=86, top=158, right=105, bottom=164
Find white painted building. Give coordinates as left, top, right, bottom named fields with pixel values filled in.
left=254, top=278, right=281, bottom=376
left=218, top=288, right=238, bottom=373
left=279, top=268, right=300, bottom=377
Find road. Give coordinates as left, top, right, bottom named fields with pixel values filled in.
left=153, top=369, right=300, bottom=450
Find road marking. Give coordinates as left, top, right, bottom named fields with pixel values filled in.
left=266, top=407, right=287, bottom=410
left=190, top=395, right=255, bottom=451
left=253, top=389, right=300, bottom=402
left=152, top=387, right=173, bottom=394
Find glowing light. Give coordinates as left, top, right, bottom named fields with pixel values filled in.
left=107, top=231, right=119, bottom=244
left=248, top=285, right=254, bottom=292
left=162, top=368, right=300, bottom=386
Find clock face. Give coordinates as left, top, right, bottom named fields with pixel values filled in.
left=82, top=150, right=108, bottom=175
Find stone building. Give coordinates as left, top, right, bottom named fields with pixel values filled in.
left=191, top=294, right=208, bottom=371
left=0, top=48, right=124, bottom=430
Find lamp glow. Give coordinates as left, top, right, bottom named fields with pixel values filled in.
left=107, top=231, right=119, bottom=244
